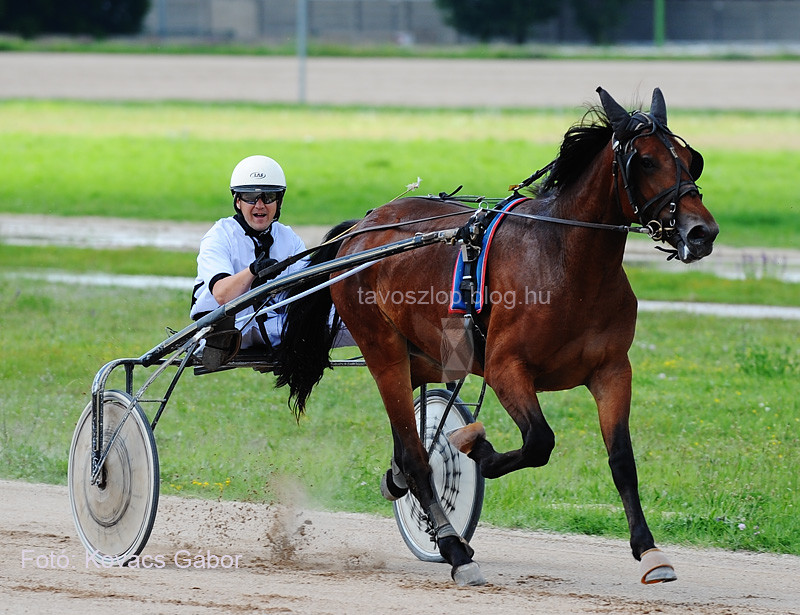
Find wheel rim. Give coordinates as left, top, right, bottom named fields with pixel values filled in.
left=392, top=390, right=484, bottom=562
left=68, top=391, right=159, bottom=565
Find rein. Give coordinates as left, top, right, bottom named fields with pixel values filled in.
left=255, top=188, right=655, bottom=284
left=334, top=193, right=655, bottom=247
left=472, top=206, right=650, bottom=235
left=256, top=118, right=701, bottom=283
left=254, top=209, right=472, bottom=282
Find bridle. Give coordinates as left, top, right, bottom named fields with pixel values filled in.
left=611, top=111, right=704, bottom=244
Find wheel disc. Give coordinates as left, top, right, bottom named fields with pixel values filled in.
left=68, top=390, right=159, bottom=566
left=392, top=389, right=484, bottom=562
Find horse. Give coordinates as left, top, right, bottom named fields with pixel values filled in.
left=274, top=87, right=718, bottom=586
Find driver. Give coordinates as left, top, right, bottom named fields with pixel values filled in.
left=190, top=155, right=307, bottom=350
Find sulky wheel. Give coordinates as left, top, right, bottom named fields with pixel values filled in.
left=68, top=390, right=159, bottom=566
left=392, top=388, right=485, bottom=563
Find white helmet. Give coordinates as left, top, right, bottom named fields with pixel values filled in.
left=230, top=155, right=286, bottom=192
left=230, top=155, right=287, bottom=218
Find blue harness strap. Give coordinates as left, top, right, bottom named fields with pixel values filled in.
left=449, top=197, right=527, bottom=313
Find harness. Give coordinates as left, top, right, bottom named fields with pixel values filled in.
left=610, top=111, right=704, bottom=258
left=247, top=110, right=703, bottom=368
left=444, top=193, right=534, bottom=368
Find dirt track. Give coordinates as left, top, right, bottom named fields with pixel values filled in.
left=1, top=52, right=800, bottom=110
left=3, top=480, right=799, bottom=615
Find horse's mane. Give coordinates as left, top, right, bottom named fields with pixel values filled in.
left=532, top=106, right=614, bottom=197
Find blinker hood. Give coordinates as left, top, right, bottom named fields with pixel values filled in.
left=596, top=86, right=703, bottom=181
left=596, top=86, right=668, bottom=137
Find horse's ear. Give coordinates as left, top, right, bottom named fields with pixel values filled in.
left=596, top=86, right=630, bottom=134
left=650, top=87, right=668, bottom=126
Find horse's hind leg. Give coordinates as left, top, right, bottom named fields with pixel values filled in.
left=380, top=427, right=408, bottom=501
left=381, top=357, right=453, bottom=501
left=588, top=357, right=676, bottom=584
left=365, top=342, right=485, bottom=585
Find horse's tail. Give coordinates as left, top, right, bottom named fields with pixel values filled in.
left=273, top=219, right=359, bottom=418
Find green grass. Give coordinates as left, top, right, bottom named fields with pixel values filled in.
left=0, top=277, right=798, bottom=554
left=625, top=267, right=800, bottom=307
left=1, top=101, right=799, bottom=248
left=481, top=317, right=799, bottom=553
left=0, top=245, right=196, bottom=277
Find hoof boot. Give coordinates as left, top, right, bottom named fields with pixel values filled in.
left=640, top=548, right=677, bottom=584
left=380, top=469, right=408, bottom=501
left=452, top=562, right=486, bottom=586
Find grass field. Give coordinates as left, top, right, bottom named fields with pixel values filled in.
left=0, top=98, right=798, bottom=556
left=0, top=277, right=797, bottom=555
left=1, top=101, right=799, bottom=247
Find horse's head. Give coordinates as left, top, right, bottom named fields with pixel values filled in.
left=597, top=87, right=719, bottom=263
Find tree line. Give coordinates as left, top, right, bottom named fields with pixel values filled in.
left=436, top=0, right=635, bottom=45
left=0, top=0, right=150, bottom=38
left=0, top=0, right=630, bottom=44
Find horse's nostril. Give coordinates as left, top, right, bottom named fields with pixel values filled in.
left=688, top=224, right=716, bottom=244
left=689, top=226, right=706, bottom=240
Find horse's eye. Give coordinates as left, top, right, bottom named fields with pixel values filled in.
left=640, top=156, right=655, bottom=169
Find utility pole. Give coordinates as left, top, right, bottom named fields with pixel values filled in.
left=297, top=0, right=308, bottom=104
left=653, top=0, right=666, bottom=47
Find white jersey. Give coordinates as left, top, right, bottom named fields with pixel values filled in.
left=190, top=216, right=307, bottom=348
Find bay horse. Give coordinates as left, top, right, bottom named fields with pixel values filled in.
left=274, top=87, right=718, bottom=586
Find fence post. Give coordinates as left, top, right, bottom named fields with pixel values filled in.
left=653, top=0, right=665, bottom=47
left=297, top=0, right=308, bottom=104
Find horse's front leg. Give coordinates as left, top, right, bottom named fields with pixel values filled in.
left=450, top=362, right=556, bottom=479
left=588, top=357, right=677, bottom=584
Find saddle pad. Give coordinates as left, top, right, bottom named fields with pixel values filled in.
left=449, top=197, right=527, bottom=313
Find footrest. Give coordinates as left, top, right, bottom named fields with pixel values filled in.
left=193, top=344, right=276, bottom=375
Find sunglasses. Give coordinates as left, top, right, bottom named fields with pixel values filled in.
left=237, top=191, right=278, bottom=205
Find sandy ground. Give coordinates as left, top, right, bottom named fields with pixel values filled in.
left=3, top=479, right=799, bottom=615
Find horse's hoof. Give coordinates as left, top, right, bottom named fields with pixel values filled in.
left=452, top=562, right=487, bottom=587
left=640, top=548, right=677, bottom=584
left=380, top=469, right=408, bottom=501
left=447, top=422, right=485, bottom=454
